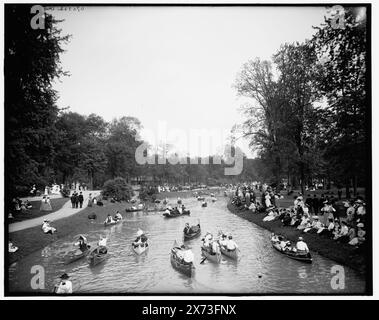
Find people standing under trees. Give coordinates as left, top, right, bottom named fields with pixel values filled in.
left=88, top=193, right=93, bottom=207
left=321, top=200, right=336, bottom=226
left=78, top=192, right=84, bottom=208
left=73, top=192, right=79, bottom=209
left=312, top=195, right=319, bottom=214
left=70, top=192, right=75, bottom=208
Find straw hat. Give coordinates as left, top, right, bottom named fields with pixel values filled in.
left=136, top=229, right=144, bottom=236
left=298, top=237, right=304, bottom=241
left=312, top=216, right=319, bottom=220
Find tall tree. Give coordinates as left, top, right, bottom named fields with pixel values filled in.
left=5, top=5, right=70, bottom=196
left=273, top=42, right=321, bottom=193
left=234, top=58, right=289, bottom=185
left=311, top=7, right=367, bottom=195
left=105, top=117, right=142, bottom=181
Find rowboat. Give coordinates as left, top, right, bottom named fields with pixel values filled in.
left=197, top=196, right=205, bottom=201
left=104, top=219, right=121, bottom=226
left=201, top=246, right=222, bottom=264
left=219, top=245, right=238, bottom=260
left=163, top=210, right=190, bottom=218
left=271, top=236, right=312, bottom=263
left=65, top=246, right=91, bottom=264
left=88, top=246, right=108, bottom=266
left=125, top=207, right=143, bottom=212
left=183, top=224, right=201, bottom=241
left=170, top=246, right=195, bottom=277
left=132, top=242, right=149, bottom=255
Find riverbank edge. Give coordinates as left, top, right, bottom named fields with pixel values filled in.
left=227, top=201, right=367, bottom=274
left=7, top=201, right=129, bottom=266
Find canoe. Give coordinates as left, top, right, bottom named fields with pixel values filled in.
left=220, top=245, right=238, bottom=260
left=197, top=197, right=205, bottom=201
left=104, top=219, right=121, bottom=226
left=183, top=225, right=201, bottom=241
left=88, top=246, right=108, bottom=266
left=132, top=242, right=149, bottom=255
left=271, top=237, right=312, bottom=263
left=65, top=246, right=91, bottom=264
left=170, top=247, right=195, bottom=277
left=201, top=246, right=222, bottom=264
left=163, top=210, right=190, bottom=218
left=125, top=207, right=143, bottom=212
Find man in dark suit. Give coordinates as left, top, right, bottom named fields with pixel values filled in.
left=78, top=192, right=84, bottom=208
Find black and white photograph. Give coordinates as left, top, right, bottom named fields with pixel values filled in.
left=2, top=1, right=372, bottom=297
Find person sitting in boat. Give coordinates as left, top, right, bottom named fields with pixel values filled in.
left=219, top=233, right=228, bottom=247
left=98, top=236, right=107, bottom=247
left=211, top=239, right=220, bottom=255
left=114, top=211, right=123, bottom=221
left=9, top=240, right=18, bottom=253
left=42, top=220, right=57, bottom=234
left=133, top=229, right=148, bottom=247
left=202, top=233, right=213, bottom=250
left=55, top=273, right=72, bottom=294
left=225, top=235, right=238, bottom=251
left=183, top=223, right=191, bottom=235
left=74, top=235, right=89, bottom=252
left=138, top=203, right=144, bottom=210
left=180, top=245, right=194, bottom=264
left=105, top=214, right=114, bottom=224
left=295, top=237, right=309, bottom=255
left=177, top=197, right=182, bottom=204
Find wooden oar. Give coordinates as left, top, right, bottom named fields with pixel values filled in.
left=200, top=256, right=207, bottom=264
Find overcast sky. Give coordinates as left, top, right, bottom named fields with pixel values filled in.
left=50, top=6, right=327, bottom=158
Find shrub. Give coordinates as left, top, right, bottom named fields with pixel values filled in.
left=60, top=187, right=71, bottom=198
left=101, top=177, right=134, bottom=201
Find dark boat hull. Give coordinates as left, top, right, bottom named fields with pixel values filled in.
left=220, top=246, right=238, bottom=260
left=65, top=248, right=90, bottom=264
left=104, top=219, right=121, bottom=226
left=201, top=246, right=221, bottom=264
left=170, top=248, right=194, bottom=277
left=271, top=240, right=312, bottom=263
left=163, top=211, right=190, bottom=218
left=88, top=247, right=108, bottom=266
left=183, top=227, right=201, bottom=241
left=125, top=208, right=143, bottom=212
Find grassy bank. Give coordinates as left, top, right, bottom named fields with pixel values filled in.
left=10, top=198, right=70, bottom=223
left=227, top=202, right=367, bottom=274
left=8, top=200, right=129, bottom=265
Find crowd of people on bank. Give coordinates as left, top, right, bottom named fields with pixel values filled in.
left=231, top=183, right=367, bottom=250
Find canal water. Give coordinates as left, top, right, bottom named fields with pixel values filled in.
left=9, top=195, right=366, bottom=294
